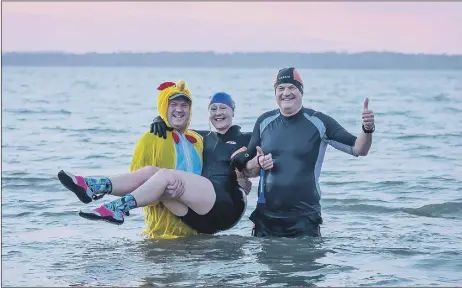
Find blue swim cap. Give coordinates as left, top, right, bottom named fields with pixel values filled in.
left=209, top=92, right=235, bottom=111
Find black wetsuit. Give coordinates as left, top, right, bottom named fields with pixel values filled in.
left=153, top=124, right=251, bottom=234
left=231, top=107, right=358, bottom=237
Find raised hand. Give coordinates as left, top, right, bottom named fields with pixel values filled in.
left=256, top=146, right=273, bottom=170
left=362, top=98, right=375, bottom=132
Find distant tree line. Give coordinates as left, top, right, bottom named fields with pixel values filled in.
left=2, top=51, right=461, bottom=70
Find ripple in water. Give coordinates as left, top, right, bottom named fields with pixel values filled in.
left=2, top=67, right=462, bottom=287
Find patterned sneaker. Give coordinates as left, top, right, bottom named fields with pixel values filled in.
left=58, top=170, right=130, bottom=216
left=58, top=170, right=96, bottom=204
left=79, top=205, right=124, bottom=225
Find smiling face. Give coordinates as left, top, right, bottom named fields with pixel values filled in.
left=166, top=97, right=191, bottom=133
left=209, top=103, right=233, bottom=133
left=275, top=83, right=303, bottom=116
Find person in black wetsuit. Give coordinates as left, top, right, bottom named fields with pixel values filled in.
left=231, top=67, right=376, bottom=238
left=150, top=92, right=255, bottom=232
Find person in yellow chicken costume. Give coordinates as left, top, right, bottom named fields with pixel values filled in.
left=57, top=80, right=258, bottom=238
left=129, top=80, right=204, bottom=238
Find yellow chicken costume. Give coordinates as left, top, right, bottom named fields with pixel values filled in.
left=130, top=80, right=203, bottom=239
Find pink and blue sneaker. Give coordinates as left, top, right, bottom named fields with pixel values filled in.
left=57, top=170, right=130, bottom=216
left=78, top=194, right=137, bottom=225
left=79, top=205, right=125, bottom=225
left=57, top=170, right=104, bottom=203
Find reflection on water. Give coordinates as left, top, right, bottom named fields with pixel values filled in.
left=138, top=235, right=331, bottom=287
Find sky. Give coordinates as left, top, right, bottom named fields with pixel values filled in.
left=2, top=2, right=462, bottom=54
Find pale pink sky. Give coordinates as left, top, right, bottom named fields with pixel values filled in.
left=3, top=2, right=462, bottom=54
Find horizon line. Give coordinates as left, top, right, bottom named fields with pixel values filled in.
left=3, top=50, right=461, bottom=57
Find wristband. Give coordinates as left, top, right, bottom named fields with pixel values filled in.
left=257, top=155, right=264, bottom=168
left=362, top=124, right=375, bottom=134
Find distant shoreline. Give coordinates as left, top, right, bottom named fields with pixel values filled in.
left=2, top=51, right=462, bottom=70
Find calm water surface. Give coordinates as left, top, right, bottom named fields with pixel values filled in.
left=2, top=67, right=462, bottom=287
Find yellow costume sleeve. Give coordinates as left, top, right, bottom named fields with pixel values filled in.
left=130, top=131, right=155, bottom=172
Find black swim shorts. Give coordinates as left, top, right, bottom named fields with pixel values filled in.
left=178, top=182, right=246, bottom=234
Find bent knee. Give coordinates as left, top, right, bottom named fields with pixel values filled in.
left=142, top=166, right=160, bottom=175
left=146, top=165, right=158, bottom=173
left=155, top=168, right=176, bottom=183
left=156, top=168, right=173, bottom=176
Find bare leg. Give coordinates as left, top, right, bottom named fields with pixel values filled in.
left=79, top=169, right=217, bottom=225
left=132, top=169, right=216, bottom=215
left=57, top=166, right=160, bottom=203
left=161, top=199, right=189, bottom=216
left=58, top=166, right=190, bottom=217
left=110, top=168, right=189, bottom=216
left=108, top=166, right=160, bottom=196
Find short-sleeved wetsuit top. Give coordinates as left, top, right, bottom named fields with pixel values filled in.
left=178, top=125, right=252, bottom=234
left=231, top=107, right=358, bottom=237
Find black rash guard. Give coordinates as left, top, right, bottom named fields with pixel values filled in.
left=198, top=125, right=251, bottom=191
left=231, top=107, right=358, bottom=237
left=178, top=125, right=252, bottom=233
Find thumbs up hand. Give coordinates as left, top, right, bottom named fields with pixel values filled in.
left=256, top=146, right=264, bottom=156
left=362, top=98, right=375, bottom=131
left=256, top=146, right=273, bottom=171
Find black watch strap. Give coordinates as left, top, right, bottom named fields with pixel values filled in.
left=362, top=124, right=375, bottom=134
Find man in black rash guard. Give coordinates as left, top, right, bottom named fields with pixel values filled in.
left=231, top=67, right=376, bottom=238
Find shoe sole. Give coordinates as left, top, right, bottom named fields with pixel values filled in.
left=79, top=210, right=124, bottom=225
left=58, top=170, right=93, bottom=204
